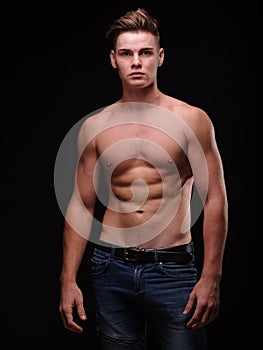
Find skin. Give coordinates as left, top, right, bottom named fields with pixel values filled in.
left=59, top=31, right=228, bottom=333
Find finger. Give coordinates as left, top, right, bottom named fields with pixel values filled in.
left=186, top=305, right=205, bottom=328
left=63, top=309, right=84, bottom=333
left=65, top=319, right=84, bottom=333
left=201, top=303, right=219, bottom=326
left=183, top=295, right=195, bottom=315
left=76, top=303, right=87, bottom=321
left=187, top=303, right=219, bottom=329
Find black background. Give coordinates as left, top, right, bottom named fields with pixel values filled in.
left=1, top=1, right=261, bottom=348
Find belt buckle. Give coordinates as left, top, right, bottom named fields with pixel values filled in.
left=124, top=248, right=138, bottom=263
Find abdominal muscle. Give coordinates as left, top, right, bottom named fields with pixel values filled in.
left=100, top=160, right=193, bottom=248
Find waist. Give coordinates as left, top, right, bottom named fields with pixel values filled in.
left=93, top=242, right=194, bottom=264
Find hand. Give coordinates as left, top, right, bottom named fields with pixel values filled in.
left=59, top=281, right=87, bottom=333
left=183, top=278, right=220, bottom=329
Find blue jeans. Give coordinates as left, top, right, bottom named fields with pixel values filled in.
left=91, top=246, right=206, bottom=350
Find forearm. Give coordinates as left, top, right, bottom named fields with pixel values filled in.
left=201, top=196, right=228, bottom=282
left=60, top=196, right=95, bottom=283
left=60, top=222, right=88, bottom=283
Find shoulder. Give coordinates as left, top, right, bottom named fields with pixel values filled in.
left=78, top=103, right=116, bottom=137
left=76, top=104, right=114, bottom=154
left=162, top=95, right=214, bottom=136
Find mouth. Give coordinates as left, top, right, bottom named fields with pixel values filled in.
left=129, top=72, right=144, bottom=78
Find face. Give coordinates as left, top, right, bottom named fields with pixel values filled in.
left=110, top=31, right=164, bottom=89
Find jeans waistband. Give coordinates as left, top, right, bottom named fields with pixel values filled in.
left=94, top=242, right=194, bottom=264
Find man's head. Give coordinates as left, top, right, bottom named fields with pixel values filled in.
left=106, top=8, right=161, bottom=50
left=106, top=8, right=164, bottom=89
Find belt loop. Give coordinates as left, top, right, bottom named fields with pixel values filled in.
left=110, top=246, right=115, bottom=261
left=153, top=249, right=158, bottom=263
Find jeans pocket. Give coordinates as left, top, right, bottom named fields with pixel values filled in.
left=159, top=258, right=197, bottom=279
left=91, top=250, right=110, bottom=275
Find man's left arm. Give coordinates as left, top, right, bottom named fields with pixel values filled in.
left=183, top=107, right=228, bottom=329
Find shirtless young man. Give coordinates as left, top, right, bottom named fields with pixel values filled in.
left=58, top=8, right=228, bottom=350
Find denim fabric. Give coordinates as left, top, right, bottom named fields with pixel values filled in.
left=91, top=247, right=206, bottom=350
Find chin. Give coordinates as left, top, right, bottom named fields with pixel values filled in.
left=129, top=81, right=149, bottom=88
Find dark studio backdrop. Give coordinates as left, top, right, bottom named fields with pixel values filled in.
left=1, top=1, right=261, bottom=348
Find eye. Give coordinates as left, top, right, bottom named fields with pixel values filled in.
left=119, top=51, right=131, bottom=57
left=140, top=50, right=153, bottom=56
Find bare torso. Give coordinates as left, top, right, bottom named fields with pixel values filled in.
left=89, top=97, right=197, bottom=248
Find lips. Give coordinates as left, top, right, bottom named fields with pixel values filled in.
left=129, top=72, right=144, bottom=77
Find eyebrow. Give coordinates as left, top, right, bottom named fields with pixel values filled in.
left=117, top=47, right=154, bottom=52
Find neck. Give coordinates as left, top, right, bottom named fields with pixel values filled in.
left=120, top=84, right=163, bottom=106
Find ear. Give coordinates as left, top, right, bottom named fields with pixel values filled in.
left=158, top=48, right=164, bottom=67
left=110, top=50, right=118, bottom=69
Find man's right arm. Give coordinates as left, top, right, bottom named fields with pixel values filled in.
left=59, top=121, right=99, bottom=333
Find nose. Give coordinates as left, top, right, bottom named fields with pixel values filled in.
left=131, top=54, right=142, bottom=68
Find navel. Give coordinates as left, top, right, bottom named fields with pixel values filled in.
left=136, top=209, right=144, bottom=214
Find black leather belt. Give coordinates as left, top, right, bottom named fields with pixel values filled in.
left=94, top=242, right=194, bottom=264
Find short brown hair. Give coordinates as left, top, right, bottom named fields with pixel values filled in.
left=106, top=8, right=160, bottom=50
